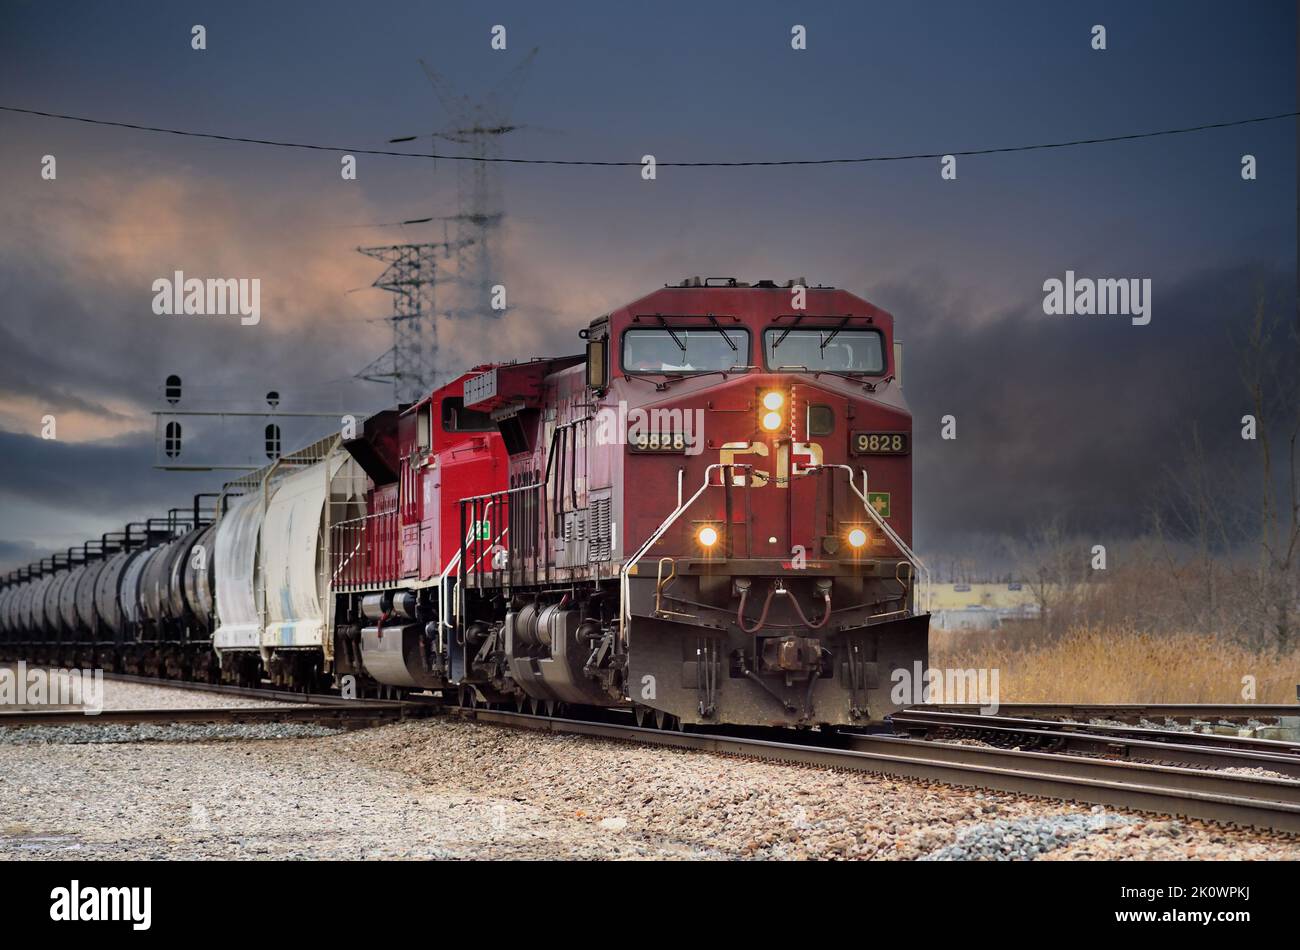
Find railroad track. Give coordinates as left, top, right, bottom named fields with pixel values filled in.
left=448, top=706, right=1300, bottom=834
left=890, top=709, right=1300, bottom=777
left=6, top=663, right=1300, bottom=832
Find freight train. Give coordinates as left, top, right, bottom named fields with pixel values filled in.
left=0, top=279, right=929, bottom=728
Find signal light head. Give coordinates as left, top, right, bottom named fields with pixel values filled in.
left=697, top=526, right=720, bottom=548
left=847, top=528, right=868, bottom=549
left=762, top=391, right=784, bottom=411
left=761, top=411, right=783, bottom=432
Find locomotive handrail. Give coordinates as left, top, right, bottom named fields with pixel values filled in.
left=457, top=482, right=545, bottom=504
left=619, top=463, right=750, bottom=650
left=439, top=499, right=501, bottom=653
left=329, top=505, right=399, bottom=588
left=816, top=463, right=931, bottom=614
left=458, top=480, right=546, bottom=589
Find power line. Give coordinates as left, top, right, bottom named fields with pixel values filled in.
left=2, top=104, right=1295, bottom=168
left=329, top=217, right=435, bottom=230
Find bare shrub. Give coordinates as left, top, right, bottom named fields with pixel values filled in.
left=932, top=624, right=1300, bottom=704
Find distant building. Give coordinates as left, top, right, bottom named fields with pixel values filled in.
left=929, top=583, right=1041, bottom=631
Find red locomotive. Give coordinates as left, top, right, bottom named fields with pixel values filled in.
left=330, top=278, right=929, bottom=727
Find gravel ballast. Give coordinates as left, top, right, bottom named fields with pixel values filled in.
left=0, top=722, right=341, bottom=745
left=2, top=714, right=1297, bottom=860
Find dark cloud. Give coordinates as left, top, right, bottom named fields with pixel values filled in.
left=0, top=430, right=211, bottom=511
left=0, top=539, right=40, bottom=568
left=895, top=265, right=1293, bottom=553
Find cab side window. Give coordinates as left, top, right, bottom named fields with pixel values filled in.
left=441, top=396, right=495, bottom=432
left=417, top=404, right=432, bottom=450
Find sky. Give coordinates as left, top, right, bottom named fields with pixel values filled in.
left=0, top=0, right=1295, bottom=571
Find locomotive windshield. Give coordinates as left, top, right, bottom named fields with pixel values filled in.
left=622, top=327, right=751, bottom=373
left=763, top=327, right=885, bottom=374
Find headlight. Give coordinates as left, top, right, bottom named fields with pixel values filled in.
left=761, top=411, right=783, bottom=431
left=847, top=528, right=868, bottom=549
left=697, top=526, right=719, bottom=547
left=762, top=391, right=784, bottom=411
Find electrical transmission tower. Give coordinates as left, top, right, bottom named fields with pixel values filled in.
left=417, top=47, right=538, bottom=321
left=355, top=242, right=455, bottom=404
left=356, top=50, right=539, bottom=404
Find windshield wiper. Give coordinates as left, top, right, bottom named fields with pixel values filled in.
left=654, top=314, right=687, bottom=352
left=770, top=314, right=804, bottom=350
left=819, top=315, right=852, bottom=352
left=707, top=314, right=737, bottom=350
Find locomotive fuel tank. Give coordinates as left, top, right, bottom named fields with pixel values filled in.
left=356, top=590, right=440, bottom=688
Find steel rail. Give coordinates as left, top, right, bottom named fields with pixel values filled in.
left=921, top=702, right=1300, bottom=724
left=892, top=709, right=1300, bottom=756
left=887, top=713, right=1300, bottom=779
left=99, top=671, right=368, bottom=706
left=449, top=707, right=1300, bottom=833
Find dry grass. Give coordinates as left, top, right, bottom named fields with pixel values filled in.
left=930, top=624, right=1300, bottom=705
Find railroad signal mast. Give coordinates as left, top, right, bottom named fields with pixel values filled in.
left=152, top=375, right=357, bottom=471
